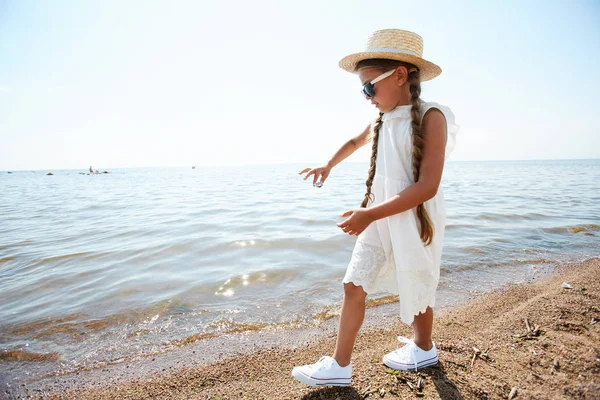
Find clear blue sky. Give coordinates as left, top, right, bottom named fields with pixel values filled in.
left=1, top=0, right=599, bottom=170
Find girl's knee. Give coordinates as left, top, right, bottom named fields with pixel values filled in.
left=343, top=282, right=367, bottom=298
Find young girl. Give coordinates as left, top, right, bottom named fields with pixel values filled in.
left=292, top=29, right=458, bottom=387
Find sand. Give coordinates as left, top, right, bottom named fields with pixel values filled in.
left=6, top=257, right=600, bottom=400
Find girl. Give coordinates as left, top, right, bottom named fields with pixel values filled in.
left=292, top=29, right=458, bottom=387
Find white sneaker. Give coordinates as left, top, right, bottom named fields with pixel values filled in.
left=383, top=336, right=438, bottom=371
left=292, top=356, right=352, bottom=387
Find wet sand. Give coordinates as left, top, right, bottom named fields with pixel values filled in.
left=4, top=257, right=600, bottom=399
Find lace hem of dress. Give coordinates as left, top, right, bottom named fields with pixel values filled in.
left=397, top=268, right=438, bottom=325
left=342, top=240, right=387, bottom=295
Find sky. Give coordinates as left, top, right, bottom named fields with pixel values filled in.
left=0, top=0, right=599, bottom=170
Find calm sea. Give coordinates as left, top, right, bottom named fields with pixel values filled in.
left=1, top=160, right=599, bottom=378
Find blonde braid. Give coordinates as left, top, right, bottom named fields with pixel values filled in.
left=361, top=112, right=384, bottom=208
left=408, top=69, right=434, bottom=246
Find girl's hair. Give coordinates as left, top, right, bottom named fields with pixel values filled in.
left=357, top=58, right=434, bottom=246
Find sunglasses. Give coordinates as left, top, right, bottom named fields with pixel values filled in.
left=361, top=69, right=396, bottom=98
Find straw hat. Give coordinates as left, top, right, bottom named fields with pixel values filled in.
left=339, top=29, right=442, bottom=81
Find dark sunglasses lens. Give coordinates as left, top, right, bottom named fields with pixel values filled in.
left=362, top=83, right=374, bottom=98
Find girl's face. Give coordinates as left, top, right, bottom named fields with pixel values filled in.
left=357, top=66, right=410, bottom=113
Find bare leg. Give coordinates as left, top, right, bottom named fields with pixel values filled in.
left=412, top=306, right=434, bottom=351
left=332, top=283, right=367, bottom=367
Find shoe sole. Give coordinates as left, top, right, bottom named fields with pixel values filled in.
left=383, top=355, right=439, bottom=371
left=291, top=368, right=351, bottom=387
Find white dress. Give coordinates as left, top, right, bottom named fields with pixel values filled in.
left=342, top=100, right=459, bottom=326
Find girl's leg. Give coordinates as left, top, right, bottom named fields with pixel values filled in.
left=412, top=306, right=434, bottom=350
left=332, top=282, right=367, bottom=367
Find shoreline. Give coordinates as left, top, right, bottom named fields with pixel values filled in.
left=4, top=257, right=599, bottom=399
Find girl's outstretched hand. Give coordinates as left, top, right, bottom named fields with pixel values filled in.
left=298, top=164, right=331, bottom=187
left=337, top=209, right=373, bottom=236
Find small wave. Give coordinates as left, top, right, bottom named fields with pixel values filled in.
left=460, top=246, right=491, bottom=255
left=24, top=251, right=105, bottom=271
left=482, top=258, right=554, bottom=269
left=0, top=299, right=196, bottom=340
left=0, top=314, right=83, bottom=339
left=0, top=256, right=16, bottom=264
left=445, top=223, right=478, bottom=230
left=170, top=319, right=303, bottom=347
left=366, top=295, right=399, bottom=308
left=478, top=212, right=548, bottom=221
left=312, top=305, right=341, bottom=322
left=513, top=258, right=553, bottom=265
left=542, top=224, right=600, bottom=234
left=0, top=239, right=35, bottom=252
left=442, top=257, right=555, bottom=274
left=0, top=349, right=60, bottom=362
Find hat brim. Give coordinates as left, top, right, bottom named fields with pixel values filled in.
left=338, top=51, right=442, bottom=81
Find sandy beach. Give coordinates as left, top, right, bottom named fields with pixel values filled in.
left=5, top=257, right=599, bottom=400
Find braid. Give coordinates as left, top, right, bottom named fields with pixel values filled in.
left=361, top=112, right=383, bottom=208
left=408, top=69, right=434, bottom=246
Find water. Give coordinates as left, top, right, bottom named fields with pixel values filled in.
left=0, top=160, right=599, bottom=378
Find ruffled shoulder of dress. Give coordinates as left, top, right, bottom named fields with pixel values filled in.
left=420, top=101, right=460, bottom=160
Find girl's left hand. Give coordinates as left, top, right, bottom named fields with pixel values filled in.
left=337, top=208, right=374, bottom=236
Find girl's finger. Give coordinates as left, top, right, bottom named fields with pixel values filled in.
left=303, top=170, right=315, bottom=180
left=298, top=168, right=310, bottom=174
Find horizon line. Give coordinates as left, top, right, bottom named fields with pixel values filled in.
left=1, top=157, right=599, bottom=172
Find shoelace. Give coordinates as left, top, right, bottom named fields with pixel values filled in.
left=314, top=356, right=333, bottom=371
left=397, top=336, right=419, bottom=371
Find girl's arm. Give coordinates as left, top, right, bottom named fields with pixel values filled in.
left=366, top=109, right=447, bottom=221
left=299, top=123, right=371, bottom=185
left=326, top=123, right=371, bottom=168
